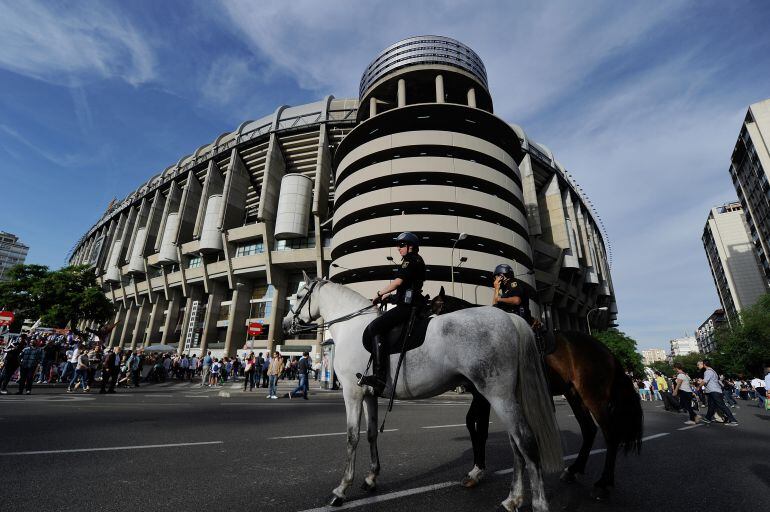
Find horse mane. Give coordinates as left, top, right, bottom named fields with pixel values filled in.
left=315, top=278, right=371, bottom=308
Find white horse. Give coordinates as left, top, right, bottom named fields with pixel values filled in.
left=282, top=275, right=562, bottom=512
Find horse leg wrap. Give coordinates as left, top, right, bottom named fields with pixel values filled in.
left=461, top=465, right=485, bottom=488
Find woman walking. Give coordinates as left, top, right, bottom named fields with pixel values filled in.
left=673, top=362, right=701, bottom=424
left=243, top=352, right=256, bottom=391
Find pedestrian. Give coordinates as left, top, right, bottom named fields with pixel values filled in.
left=255, top=352, right=264, bottom=388
left=286, top=351, right=311, bottom=400
left=698, top=359, right=738, bottom=426
left=17, top=337, right=43, bottom=395
left=0, top=335, right=25, bottom=394
left=201, top=351, right=212, bottom=387
left=38, top=339, right=57, bottom=384
left=128, top=350, right=142, bottom=387
left=267, top=351, right=284, bottom=399
left=721, top=376, right=738, bottom=408
left=763, top=363, right=770, bottom=411
left=100, top=347, right=121, bottom=394
left=243, top=352, right=256, bottom=391
left=750, top=375, right=766, bottom=409
left=673, top=362, right=702, bottom=425
left=261, top=353, right=270, bottom=388
left=68, top=350, right=90, bottom=393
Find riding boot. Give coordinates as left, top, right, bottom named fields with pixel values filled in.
left=359, top=335, right=387, bottom=394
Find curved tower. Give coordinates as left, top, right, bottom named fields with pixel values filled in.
left=331, top=36, right=534, bottom=304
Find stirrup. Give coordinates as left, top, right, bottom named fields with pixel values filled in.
left=357, top=373, right=385, bottom=392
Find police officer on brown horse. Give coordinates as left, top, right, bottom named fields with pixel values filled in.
left=359, top=232, right=426, bottom=394
left=492, top=263, right=531, bottom=324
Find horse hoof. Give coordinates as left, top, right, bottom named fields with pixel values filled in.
left=328, top=495, right=345, bottom=507
left=560, top=469, right=577, bottom=483
left=461, top=476, right=478, bottom=488
left=591, top=486, right=610, bottom=501
left=361, top=481, right=377, bottom=493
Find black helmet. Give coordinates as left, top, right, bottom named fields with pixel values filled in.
left=396, top=232, right=419, bottom=248
left=493, top=264, right=513, bottom=276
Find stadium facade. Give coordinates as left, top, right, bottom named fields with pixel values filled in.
left=68, top=36, right=617, bottom=358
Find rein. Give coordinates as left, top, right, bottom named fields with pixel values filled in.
left=288, top=281, right=377, bottom=334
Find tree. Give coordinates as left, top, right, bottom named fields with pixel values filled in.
left=711, top=293, right=770, bottom=376
left=648, top=360, right=673, bottom=376
left=0, top=264, right=113, bottom=330
left=593, top=329, right=644, bottom=376
left=670, top=353, right=702, bottom=377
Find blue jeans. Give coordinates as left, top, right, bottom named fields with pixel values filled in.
left=268, top=375, right=278, bottom=397
left=70, top=368, right=88, bottom=390
left=291, top=374, right=308, bottom=398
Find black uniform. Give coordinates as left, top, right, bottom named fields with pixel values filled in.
left=363, top=251, right=426, bottom=351
left=495, top=277, right=531, bottom=323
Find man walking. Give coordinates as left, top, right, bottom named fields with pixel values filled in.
left=287, top=352, right=311, bottom=400
left=200, top=351, right=212, bottom=387
left=1, top=335, right=26, bottom=394
left=17, top=337, right=43, bottom=395
left=100, top=347, right=121, bottom=394
left=699, top=359, right=738, bottom=426
left=128, top=350, right=143, bottom=387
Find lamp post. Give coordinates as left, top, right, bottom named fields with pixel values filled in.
left=586, top=306, right=608, bottom=336
left=451, top=233, right=467, bottom=296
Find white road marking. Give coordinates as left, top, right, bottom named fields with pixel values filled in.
left=0, top=441, right=223, bottom=456
left=421, top=423, right=491, bottom=429
left=677, top=424, right=704, bottom=431
left=299, top=481, right=457, bottom=512
left=269, top=429, right=398, bottom=440
left=144, top=394, right=172, bottom=397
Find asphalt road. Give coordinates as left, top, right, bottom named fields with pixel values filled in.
left=1, top=380, right=769, bottom=512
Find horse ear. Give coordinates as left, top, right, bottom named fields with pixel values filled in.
left=302, top=270, right=310, bottom=282
left=439, top=286, right=446, bottom=297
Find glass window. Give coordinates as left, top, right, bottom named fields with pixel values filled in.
left=235, top=240, right=264, bottom=257
left=187, top=256, right=202, bottom=268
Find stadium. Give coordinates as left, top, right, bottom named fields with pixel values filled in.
left=68, top=36, right=618, bottom=358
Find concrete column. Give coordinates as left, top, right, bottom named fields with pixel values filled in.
left=160, top=289, right=181, bottom=346
left=397, top=79, right=406, bottom=107
left=108, top=304, right=125, bottom=348
left=144, top=295, right=167, bottom=346
left=467, top=87, right=476, bottom=108
left=435, top=74, right=445, bottom=103
left=265, top=267, right=287, bottom=353
left=199, top=281, right=225, bottom=356
left=369, top=97, right=377, bottom=118
left=118, top=302, right=138, bottom=349
left=130, top=299, right=151, bottom=350
left=224, top=279, right=252, bottom=358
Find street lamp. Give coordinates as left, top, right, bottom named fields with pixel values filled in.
left=451, top=233, right=467, bottom=296
left=586, top=306, right=608, bottom=336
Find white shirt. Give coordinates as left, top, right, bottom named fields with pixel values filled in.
left=751, top=378, right=764, bottom=390
left=765, top=373, right=770, bottom=391
left=69, top=348, right=79, bottom=364
left=676, top=373, right=693, bottom=393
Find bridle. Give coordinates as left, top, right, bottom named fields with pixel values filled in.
left=287, top=279, right=376, bottom=335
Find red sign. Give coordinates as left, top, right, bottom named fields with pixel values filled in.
left=0, top=311, right=14, bottom=326
left=247, top=322, right=263, bottom=336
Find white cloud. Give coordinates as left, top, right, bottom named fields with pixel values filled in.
left=0, top=0, right=155, bottom=86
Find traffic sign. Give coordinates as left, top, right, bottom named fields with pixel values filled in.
left=0, top=311, right=15, bottom=326
left=247, top=322, right=263, bottom=336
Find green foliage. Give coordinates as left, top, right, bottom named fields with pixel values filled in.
left=0, top=264, right=113, bottom=329
left=648, top=360, right=673, bottom=376
left=671, top=353, right=702, bottom=377
left=593, top=329, right=644, bottom=376
left=711, top=293, right=770, bottom=376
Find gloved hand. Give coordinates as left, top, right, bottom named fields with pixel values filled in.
left=372, top=295, right=382, bottom=305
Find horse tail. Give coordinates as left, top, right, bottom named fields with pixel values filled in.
left=608, top=358, right=643, bottom=454
left=514, top=322, right=563, bottom=473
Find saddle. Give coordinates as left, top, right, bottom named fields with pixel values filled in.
left=364, top=304, right=433, bottom=356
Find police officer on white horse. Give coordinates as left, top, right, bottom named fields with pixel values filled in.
left=358, top=232, right=426, bottom=394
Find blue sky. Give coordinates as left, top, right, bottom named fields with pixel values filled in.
left=1, top=0, right=769, bottom=350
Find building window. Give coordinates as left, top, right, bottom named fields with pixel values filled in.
left=235, top=240, right=264, bottom=257
left=187, top=256, right=202, bottom=269
left=275, top=236, right=316, bottom=251
left=218, top=304, right=230, bottom=321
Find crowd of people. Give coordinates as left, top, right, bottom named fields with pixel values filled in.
left=0, top=329, right=323, bottom=399
left=633, top=359, right=770, bottom=426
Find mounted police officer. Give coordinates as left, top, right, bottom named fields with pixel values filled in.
left=492, top=263, right=531, bottom=324
left=359, top=232, right=426, bottom=393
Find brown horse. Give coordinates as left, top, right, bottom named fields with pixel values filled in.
left=431, top=288, right=643, bottom=500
